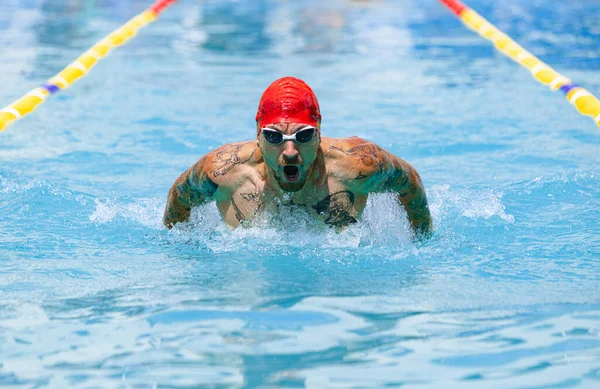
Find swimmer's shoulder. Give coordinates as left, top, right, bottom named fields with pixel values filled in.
left=322, top=136, right=389, bottom=164
left=195, top=140, right=262, bottom=186
left=322, top=135, right=377, bottom=149
left=322, top=136, right=394, bottom=188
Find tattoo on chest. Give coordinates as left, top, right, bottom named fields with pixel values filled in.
left=240, top=192, right=259, bottom=204
left=330, top=144, right=380, bottom=167
left=210, top=144, right=255, bottom=178
left=231, top=192, right=264, bottom=224
left=231, top=197, right=246, bottom=224
left=312, top=190, right=358, bottom=228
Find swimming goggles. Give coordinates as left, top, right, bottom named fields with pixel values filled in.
left=261, top=126, right=316, bottom=145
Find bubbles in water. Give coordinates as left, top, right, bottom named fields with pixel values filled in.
left=1, top=176, right=51, bottom=195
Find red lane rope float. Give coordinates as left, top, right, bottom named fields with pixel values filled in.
left=439, top=0, right=600, bottom=127
left=0, top=0, right=178, bottom=132
left=440, top=0, right=466, bottom=16
left=150, top=0, right=177, bottom=14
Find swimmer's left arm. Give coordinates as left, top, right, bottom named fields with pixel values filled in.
left=383, top=155, right=433, bottom=237
left=355, top=149, right=431, bottom=237
left=333, top=138, right=433, bottom=237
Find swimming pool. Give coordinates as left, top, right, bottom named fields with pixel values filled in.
left=1, top=0, right=599, bottom=387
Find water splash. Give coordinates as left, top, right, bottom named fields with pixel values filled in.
left=429, top=184, right=515, bottom=223
left=89, top=198, right=164, bottom=229
left=161, top=193, right=414, bottom=254
left=87, top=186, right=517, bottom=257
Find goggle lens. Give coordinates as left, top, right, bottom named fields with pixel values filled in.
left=261, top=127, right=316, bottom=145
left=262, top=130, right=283, bottom=144
left=295, top=128, right=315, bottom=143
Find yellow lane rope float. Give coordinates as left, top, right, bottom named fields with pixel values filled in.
left=440, top=0, right=600, bottom=127
left=0, top=0, right=177, bottom=132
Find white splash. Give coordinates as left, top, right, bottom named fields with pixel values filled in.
left=184, top=193, right=413, bottom=252
left=88, top=185, right=514, bottom=252
left=1, top=176, right=45, bottom=194
left=429, top=184, right=515, bottom=223
left=89, top=198, right=164, bottom=229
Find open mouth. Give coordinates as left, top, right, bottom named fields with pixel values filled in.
left=283, top=166, right=300, bottom=182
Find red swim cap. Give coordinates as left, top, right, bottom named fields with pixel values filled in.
left=256, top=77, right=321, bottom=130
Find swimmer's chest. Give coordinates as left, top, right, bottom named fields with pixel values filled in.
left=218, top=181, right=368, bottom=229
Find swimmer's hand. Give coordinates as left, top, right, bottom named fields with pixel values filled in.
left=163, top=185, right=192, bottom=229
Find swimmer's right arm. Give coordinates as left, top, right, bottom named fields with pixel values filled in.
left=163, top=157, right=219, bottom=228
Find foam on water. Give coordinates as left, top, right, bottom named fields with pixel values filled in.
left=89, top=197, right=164, bottom=229
left=86, top=187, right=516, bottom=256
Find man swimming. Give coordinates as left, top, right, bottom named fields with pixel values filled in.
left=163, top=77, right=432, bottom=236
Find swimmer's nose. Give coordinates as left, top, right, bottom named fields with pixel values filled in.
left=281, top=140, right=300, bottom=163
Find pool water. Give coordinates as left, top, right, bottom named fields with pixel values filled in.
left=1, top=0, right=600, bottom=387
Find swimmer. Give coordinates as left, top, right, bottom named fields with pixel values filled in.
left=164, top=77, right=432, bottom=237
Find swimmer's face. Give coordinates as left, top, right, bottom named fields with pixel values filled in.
left=258, top=122, right=321, bottom=192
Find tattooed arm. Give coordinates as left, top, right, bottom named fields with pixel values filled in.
left=323, top=137, right=432, bottom=235
left=382, top=155, right=433, bottom=237
left=331, top=137, right=432, bottom=236
left=163, top=156, right=219, bottom=228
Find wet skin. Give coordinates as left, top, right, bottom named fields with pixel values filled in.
left=164, top=123, right=432, bottom=237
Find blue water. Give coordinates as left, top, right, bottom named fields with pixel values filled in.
left=1, top=0, right=600, bottom=387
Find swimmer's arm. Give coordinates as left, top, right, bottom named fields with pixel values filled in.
left=380, top=155, right=433, bottom=237
left=163, top=158, right=218, bottom=228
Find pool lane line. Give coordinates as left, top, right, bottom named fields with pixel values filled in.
left=439, top=0, right=600, bottom=127
left=0, top=0, right=178, bottom=132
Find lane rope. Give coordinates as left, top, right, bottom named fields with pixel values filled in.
left=0, top=0, right=177, bottom=132
left=439, top=0, right=600, bottom=127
